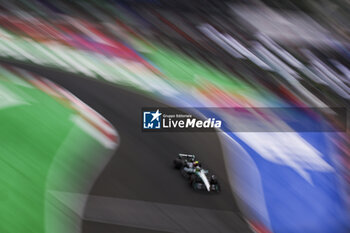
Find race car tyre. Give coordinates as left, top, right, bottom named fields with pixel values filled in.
left=210, top=177, right=218, bottom=184
left=173, top=158, right=184, bottom=169
left=192, top=182, right=203, bottom=191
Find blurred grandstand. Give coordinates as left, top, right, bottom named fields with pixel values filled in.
left=0, top=0, right=348, bottom=106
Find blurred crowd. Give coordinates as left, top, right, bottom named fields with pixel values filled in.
left=0, top=0, right=349, bottom=107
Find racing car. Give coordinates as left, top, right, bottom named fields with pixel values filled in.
left=173, top=153, right=220, bottom=192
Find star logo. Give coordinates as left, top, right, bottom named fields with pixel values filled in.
left=151, top=109, right=162, bottom=122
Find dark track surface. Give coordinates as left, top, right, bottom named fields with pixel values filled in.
left=2, top=61, right=251, bottom=233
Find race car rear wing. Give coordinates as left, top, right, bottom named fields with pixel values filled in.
left=178, top=153, right=195, bottom=159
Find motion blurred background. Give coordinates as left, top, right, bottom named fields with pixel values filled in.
left=0, top=0, right=349, bottom=232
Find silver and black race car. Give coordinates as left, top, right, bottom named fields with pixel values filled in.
left=173, top=153, right=220, bottom=192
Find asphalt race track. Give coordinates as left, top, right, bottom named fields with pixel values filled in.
left=2, top=61, right=251, bottom=233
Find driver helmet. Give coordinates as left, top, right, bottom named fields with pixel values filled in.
left=193, top=161, right=199, bottom=167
